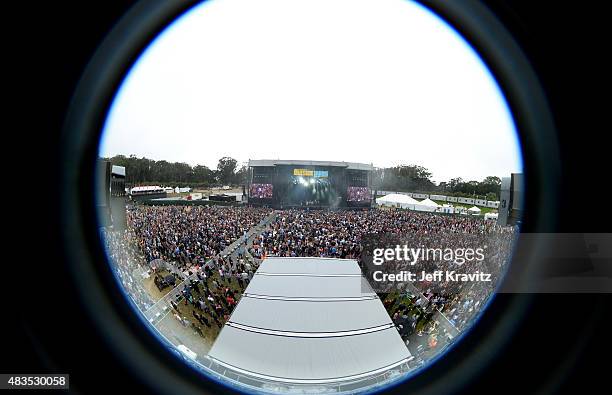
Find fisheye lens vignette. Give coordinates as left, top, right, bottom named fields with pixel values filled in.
left=97, top=0, right=523, bottom=393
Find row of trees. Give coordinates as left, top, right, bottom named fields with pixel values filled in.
left=106, top=155, right=502, bottom=199
left=105, top=155, right=246, bottom=187
left=372, top=165, right=435, bottom=193
left=372, top=165, right=501, bottom=200
left=439, top=176, right=502, bottom=200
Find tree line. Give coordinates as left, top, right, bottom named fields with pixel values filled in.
left=105, top=155, right=246, bottom=187
left=372, top=165, right=501, bottom=200
left=106, top=155, right=502, bottom=199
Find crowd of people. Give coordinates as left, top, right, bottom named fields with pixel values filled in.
left=347, top=186, right=370, bottom=202
left=250, top=208, right=517, bottom=331
left=252, top=210, right=365, bottom=259
left=249, top=183, right=273, bottom=199
left=102, top=205, right=271, bottom=322
left=105, top=203, right=517, bottom=347
left=127, top=205, right=271, bottom=269
left=170, top=261, right=251, bottom=337
left=101, top=228, right=155, bottom=311
left=384, top=291, right=452, bottom=362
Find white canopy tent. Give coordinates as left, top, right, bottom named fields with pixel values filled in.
left=375, top=193, right=418, bottom=209
left=413, top=198, right=440, bottom=212
left=418, top=198, right=439, bottom=207
left=468, top=206, right=482, bottom=214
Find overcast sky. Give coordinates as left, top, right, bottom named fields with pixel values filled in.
left=100, top=0, right=523, bottom=183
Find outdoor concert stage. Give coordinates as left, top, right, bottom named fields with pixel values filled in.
left=208, top=257, right=413, bottom=388
left=247, top=159, right=373, bottom=209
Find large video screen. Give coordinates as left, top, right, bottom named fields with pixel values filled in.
left=347, top=186, right=370, bottom=202
left=250, top=183, right=273, bottom=199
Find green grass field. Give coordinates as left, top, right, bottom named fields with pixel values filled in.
left=430, top=200, right=498, bottom=215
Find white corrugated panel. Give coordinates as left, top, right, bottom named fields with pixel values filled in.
left=258, top=257, right=362, bottom=275
left=229, top=297, right=392, bottom=333
left=208, top=258, right=411, bottom=383
left=245, top=275, right=374, bottom=299
left=209, top=326, right=409, bottom=382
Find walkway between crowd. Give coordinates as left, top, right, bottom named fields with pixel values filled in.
left=221, top=210, right=279, bottom=272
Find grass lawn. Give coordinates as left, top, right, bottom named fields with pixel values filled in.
left=431, top=200, right=498, bottom=215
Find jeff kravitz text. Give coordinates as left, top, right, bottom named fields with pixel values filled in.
left=369, top=245, right=492, bottom=284
left=372, top=270, right=491, bottom=282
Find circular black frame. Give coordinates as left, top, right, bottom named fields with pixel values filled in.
left=60, top=0, right=561, bottom=394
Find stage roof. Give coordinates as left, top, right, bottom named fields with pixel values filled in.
left=208, top=257, right=412, bottom=384
left=248, top=159, right=374, bottom=171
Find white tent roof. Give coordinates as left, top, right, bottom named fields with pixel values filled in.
left=468, top=205, right=482, bottom=212
left=417, top=198, right=440, bottom=207
left=208, top=257, right=412, bottom=384
left=376, top=193, right=418, bottom=205
left=130, top=185, right=163, bottom=193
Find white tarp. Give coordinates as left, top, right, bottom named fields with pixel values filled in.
left=468, top=205, right=482, bottom=213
